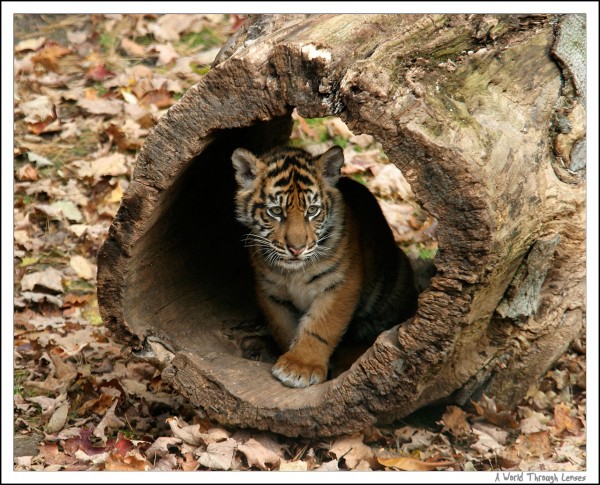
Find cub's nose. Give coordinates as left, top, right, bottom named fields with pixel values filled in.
left=287, top=245, right=306, bottom=257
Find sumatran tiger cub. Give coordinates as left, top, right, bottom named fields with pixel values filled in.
left=232, top=145, right=417, bottom=388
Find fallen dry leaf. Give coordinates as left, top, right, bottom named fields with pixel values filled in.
left=121, top=117, right=149, bottom=139
left=26, top=151, right=54, bottom=167
left=551, top=368, right=570, bottom=390
left=14, top=456, right=33, bottom=468
left=46, top=200, right=84, bottom=222
left=66, top=30, right=88, bottom=44
left=14, top=230, right=32, bottom=250
left=203, top=427, right=231, bottom=443
left=148, top=14, right=198, bottom=42
left=124, top=103, right=157, bottom=128
left=377, top=456, right=454, bottom=471
left=317, top=459, right=340, bottom=471
left=69, top=255, right=96, bottom=280
left=85, top=64, right=115, bottom=82
left=78, top=98, right=123, bottom=116
left=38, top=442, right=77, bottom=466
left=238, top=437, right=281, bottom=470
left=519, top=415, right=548, bottom=434
left=27, top=314, right=64, bottom=330
left=552, top=403, right=582, bottom=436
left=93, top=400, right=125, bottom=444
left=349, top=133, right=374, bottom=148
left=120, top=378, right=147, bottom=396
left=279, top=460, right=308, bottom=471
left=20, top=267, right=64, bottom=293
left=324, top=117, right=354, bottom=139
left=295, top=117, right=320, bottom=139
left=196, top=438, right=237, bottom=470
left=369, top=163, right=415, bottom=201
left=440, top=405, right=471, bottom=438
left=16, top=291, right=63, bottom=307
left=74, top=152, right=129, bottom=180
left=105, top=450, right=150, bottom=471
left=396, top=427, right=436, bottom=453
left=148, top=43, right=179, bottom=66
left=471, top=395, right=519, bottom=429
left=48, top=352, right=78, bottom=381
left=14, top=53, right=35, bottom=74
left=75, top=449, right=110, bottom=464
left=78, top=427, right=111, bottom=457
left=105, top=182, right=125, bottom=204
left=114, top=432, right=135, bottom=457
left=27, top=395, right=60, bottom=418
left=139, top=87, right=175, bottom=108
left=31, top=42, right=71, bottom=71
left=78, top=393, right=114, bottom=417
left=354, top=459, right=373, bottom=470
left=64, top=293, right=93, bottom=308
left=329, top=434, right=373, bottom=469
left=252, top=433, right=287, bottom=457
left=155, top=453, right=178, bottom=471
left=167, top=417, right=204, bottom=446
left=15, top=36, right=47, bottom=52
left=145, top=437, right=183, bottom=460
left=473, top=422, right=508, bottom=445
left=471, top=424, right=505, bottom=454
left=192, top=46, right=221, bottom=65
left=27, top=117, right=61, bottom=135
left=120, top=37, right=146, bottom=57
left=20, top=96, right=55, bottom=123
left=180, top=452, right=199, bottom=471
left=514, top=431, right=553, bottom=458
left=46, top=403, right=70, bottom=434
left=16, top=163, right=39, bottom=181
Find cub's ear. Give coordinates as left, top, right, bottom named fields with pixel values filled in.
left=232, top=148, right=261, bottom=189
left=316, top=146, right=344, bottom=186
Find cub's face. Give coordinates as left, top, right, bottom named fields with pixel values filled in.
left=232, top=146, right=344, bottom=269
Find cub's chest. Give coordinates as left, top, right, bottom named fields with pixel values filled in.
left=259, top=265, right=342, bottom=313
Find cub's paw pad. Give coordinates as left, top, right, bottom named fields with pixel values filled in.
left=272, top=354, right=327, bottom=388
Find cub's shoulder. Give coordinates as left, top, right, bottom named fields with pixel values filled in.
left=337, top=176, right=395, bottom=242
left=337, top=177, right=383, bottom=216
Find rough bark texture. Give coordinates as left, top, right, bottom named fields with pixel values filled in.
left=97, top=14, right=586, bottom=437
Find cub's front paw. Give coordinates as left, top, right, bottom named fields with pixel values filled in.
left=272, top=353, right=327, bottom=388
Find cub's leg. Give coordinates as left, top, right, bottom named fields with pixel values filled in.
left=256, top=291, right=300, bottom=351
left=272, top=275, right=361, bottom=388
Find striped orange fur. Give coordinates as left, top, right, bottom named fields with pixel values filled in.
left=232, top=145, right=417, bottom=388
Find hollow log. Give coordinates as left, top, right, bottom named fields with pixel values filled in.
left=97, top=14, right=586, bottom=437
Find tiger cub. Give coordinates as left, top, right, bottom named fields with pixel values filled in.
left=232, top=145, right=417, bottom=388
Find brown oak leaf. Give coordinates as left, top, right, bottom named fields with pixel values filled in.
left=439, top=405, right=471, bottom=438
left=377, top=456, right=454, bottom=471
left=238, top=438, right=281, bottom=470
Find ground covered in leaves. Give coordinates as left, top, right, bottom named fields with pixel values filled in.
left=13, top=14, right=586, bottom=472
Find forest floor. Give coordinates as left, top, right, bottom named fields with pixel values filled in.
left=12, top=14, right=586, bottom=472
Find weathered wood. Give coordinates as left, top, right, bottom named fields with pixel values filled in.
left=97, top=14, right=586, bottom=437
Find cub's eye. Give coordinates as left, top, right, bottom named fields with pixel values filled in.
left=307, top=205, right=321, bottom=217
left=267, top=206, right=283, bottom=219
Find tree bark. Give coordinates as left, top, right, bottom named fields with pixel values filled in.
left=97, top=14, right=586, bottom=437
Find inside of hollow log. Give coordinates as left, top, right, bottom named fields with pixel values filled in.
left=122, top=112, right=437, bottom=387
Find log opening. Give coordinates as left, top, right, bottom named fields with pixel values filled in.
left=119, top=109, right=438, bottom=389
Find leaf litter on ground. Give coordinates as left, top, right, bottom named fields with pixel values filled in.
left=12, top=13, right=585, bottom=472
